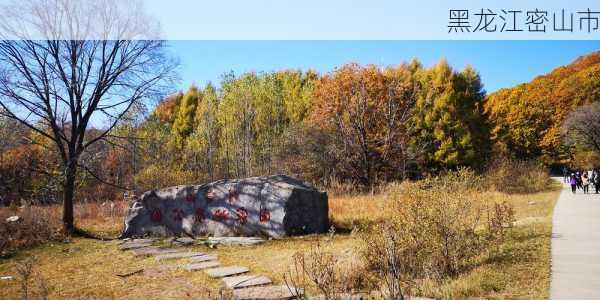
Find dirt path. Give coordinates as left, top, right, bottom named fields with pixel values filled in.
left=550, top=177, right=600, bottom=299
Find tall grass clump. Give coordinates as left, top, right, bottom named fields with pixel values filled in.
left=0, top=199, right=129, bottom=256
left=360, top=169, right=515, bottom=299
left=0, top=204, right=64, bottom=257
left=283, top=228, right=374, bottom=299
left=484, top=157, right=552, bottom=194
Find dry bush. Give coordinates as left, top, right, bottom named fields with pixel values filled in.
left=484, top=158, right=552, bottom=194
left=360, top=169, right=515, bottom=299
left=0, top=199, right=129, bottom=256
left=486, top=201, right=515, bottom=244
left=284, top=232, right=371, bottom=300
left=14, top=258, right=49, bottom=300
left=324, top=177, right=363, bottom=197
left=135, top=164, right=197, bottom=192
left=74, top=200, right=128, bottom=221
left=361, top=222, right=416, bottom=300
left=570, top=151, right=600, bottom=170
left=0, top=204, right=64, bottom=257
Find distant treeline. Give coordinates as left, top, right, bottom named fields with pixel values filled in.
left=1, top=52, right=599, bottom=204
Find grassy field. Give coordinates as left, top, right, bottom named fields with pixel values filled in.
left=0, top=182, right=561, bottom=299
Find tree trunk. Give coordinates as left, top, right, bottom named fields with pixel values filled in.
left=62, top=161, right=77, bottom=234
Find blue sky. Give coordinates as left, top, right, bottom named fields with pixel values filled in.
left=146, top=0, right=600, bottom=40
left=168, top=40, right=600, bottom=93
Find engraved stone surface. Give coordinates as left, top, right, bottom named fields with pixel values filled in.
left=205, top=266, right=249, bottom=278
left=222, top=275, right=272, bottom=289
left=121, top=175, right=329, bottom=238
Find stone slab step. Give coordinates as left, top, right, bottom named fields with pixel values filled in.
left=189, top=255, right=218, bottom=263
left=131, top=247, right=178, bottom=257
left=184, top=261, right=220, bottom=271
left=155, top=252, right=205, bottom=261
left=223, top=275, right=272, bottom=289
left=207, top=237, right=265, bottom=246
left=232, top=285, right=303, bottom=300
left=119, top=238, right=156, bottom=244
left=173, top=237, right=196, bottom=245
left=313, top=293, right=364, bottom=300
left=119, top=242, right=152, bottom=251
left=205, top=266, right=249, bottom=278
left=132, top=238, right=157, bottom=243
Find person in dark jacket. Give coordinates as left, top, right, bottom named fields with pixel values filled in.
left=593, top=170, right=600, bottom=194
left=576, top=172, right=583, bottom=190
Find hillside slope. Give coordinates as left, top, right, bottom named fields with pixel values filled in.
left=485, top=51, right=600, bottom=162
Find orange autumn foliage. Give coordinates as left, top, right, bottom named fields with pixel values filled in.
left=485, top=51, right=600, bottom=161
left=310, top=63, right=419, bottom=184
left=0, top=144, right=56, bottom=204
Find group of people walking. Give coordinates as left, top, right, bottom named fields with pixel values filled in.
left=564, top=167, right=600, bottom=194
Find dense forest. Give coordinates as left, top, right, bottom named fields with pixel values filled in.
left=1, top=52, right=599, bottom=205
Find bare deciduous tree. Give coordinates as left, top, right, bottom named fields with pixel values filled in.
left=0, top=0, right=176, bottom=234
left=562, top=102, right=600, bottom=153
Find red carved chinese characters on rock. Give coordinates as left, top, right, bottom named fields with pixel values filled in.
left=259, top=208, right=270, bottom=223
left=213, top=208, right=228, bottom=221
left=235, top=207, right=248, bottom=225
left=151, top=209, right=161, bottom=223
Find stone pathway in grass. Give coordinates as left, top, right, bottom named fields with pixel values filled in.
left=205, top=266, right=249, bottom=278
left=118, top=237, right=302, bottom=300
left=223, top=275, right=272, bottom=289
left=233, top=285, right=303, bottom=300
left=185, top=261, right=220, bottom=271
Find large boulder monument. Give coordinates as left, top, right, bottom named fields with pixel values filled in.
left=121, top=175, right=329, bottom=238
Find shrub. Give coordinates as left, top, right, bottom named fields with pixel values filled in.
left=14, top=258, right=49, bottom=300
left=0, top=198, right=131, bottom=256
left=284, top=233, right=371, bottom=300
left=484, top=158, right=552, bottom=194
left=135, top=164, right=196, bottom=192
left=0, top=204, right=65, bottom=257
left=360, top=169, right=514, bottom=298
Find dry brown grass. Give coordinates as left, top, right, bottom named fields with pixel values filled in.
left=0, top=238, right=221, bottom=299
left=329, top=193, right=390, bottom=231
left=0, top=234, right=363, bottom=299
left=485, top=158, right=553, bottom=194
left=72, top=200, right=129, bottom=235
left=329, top=178, right=561, bottom=299
left=410, top=183, right=561, bottom=299
left=0, top=200, right=129, bottom=257
left=0, top=205, right=64, bottom=257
